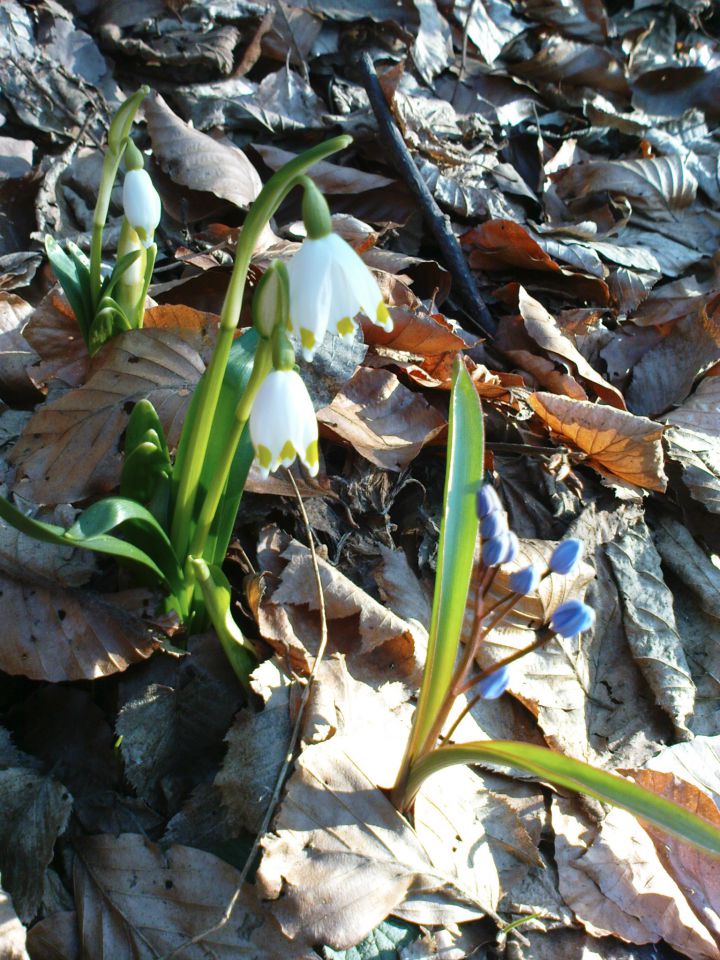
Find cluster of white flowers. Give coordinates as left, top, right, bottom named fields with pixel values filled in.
left=249, top=228, right=392, bottom=479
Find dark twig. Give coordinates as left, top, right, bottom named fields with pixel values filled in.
left=359, top=52, right=496, bottom=339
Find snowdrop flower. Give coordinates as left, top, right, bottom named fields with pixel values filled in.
left=286, top=178, right=392, bottom=361
left=249, top=370, right=319, bottom=478
left=123, top=169, right=161, bottom=248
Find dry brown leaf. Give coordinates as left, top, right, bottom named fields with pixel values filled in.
left=663, top=372, right=720, bottom=442
left=527, top=391, right=667, bottom=492
left=0, top=293, right=37, bottom=404
left=361, top=305, right=468, bottom=390
left=253, top=143, right=395, bottom=193
left=11, top=328, right=206, bottom=504
left=25, top=910, right=79, bottom=960
left=145, top=94, right=276, bottom=249
left=73, top=833, right=313, bottom=959
left=256, top=526, right=421, bottom=685
left=23, top=292, right=89, bottom=388
left=317, top=367, right=446, bottom=471
left=0, top=882, right=30, bottom=960
left=516, top=287, right=625, bottom=409
left=552, top=796, right=720, bottom=959
left=552, top=155, right=697, bottom=216
left=256, top=657, right=539, bottom=950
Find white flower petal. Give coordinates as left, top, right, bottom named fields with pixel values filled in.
left=287, top=238, right=333, bottom=360
left=123, top=169, right=161, bottom=248
left=249, top=370, right=318, bottom=477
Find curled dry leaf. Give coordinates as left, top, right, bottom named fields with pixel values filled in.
left=0, top=883, right=29, bottom=960
left=527, top=391, right=667, bottom=492
left=663, top=371, right=720, bottom=443
left=361, top=306, right=469, bottom=390
left=552, top=796, right=720, bottom=959
left=11, top=328, right=206, bottom=504
left=0, top=293, right=38, bottom=404
left=317, top=367, right=446, bottom=471
left=256, top=526, right=421, bottom=685
left=515, top=287, right=625, bottom=409
left=73, top=833, right=312, bottom=960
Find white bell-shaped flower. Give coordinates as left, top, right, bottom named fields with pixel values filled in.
left=249, top=369, right=319, bottom=478
left=123, top=169, right=161, bottom=248
left=286, top=233, right=393, bottom=362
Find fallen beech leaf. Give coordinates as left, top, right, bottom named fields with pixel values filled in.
left=663, top=372, right=720, bottom=442
left=145, top=93, right=264, bottom=213
left=22, top=292, right=88, bottom=388
left=253, top=144, right=395, bottom=193
left=257, top=526, right=420, bottom=684
left=0, top=503, right=158, bottom=681
left=257, top=657, right=538, bottom=950
left=552, top=797, right=720, bottom=959
left=25, top=910, right=79, bottom=960
left=73, top=833, right=312, bottom=959
left=625, top=763, right=720, bottom=942
left=11, top=328, right=206, bottom=504
left=516, top=288, right=625, bottom=408
left=317, top=367, right=446, bottom=471
left=605, top=521, right=695, bottom=735
left=528, top=391, right=667, bottom=492
left=0, top=293, right=37, bottom=403
left=664, top=426, right=720, bottom=518
left=552, top=155, right=697, bottom=216
left=625, top=296, right=720, bottom=417
left=0, top=883, right=30, bottom=960
left=0, top=732, right=73, bottom=922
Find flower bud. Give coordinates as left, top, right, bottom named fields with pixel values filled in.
left=301, top=177, right=332, bottom=240
left=503, top=531, right=519, bottom=565
left=252, top=261, right=289, bottom=340
left=550, top=538, right=583, bottom=576
left=509, top=563, right=542, bottom=596
left=482, top=533, right=510, bottom=568
left=123, top=169, right=161, bottom=248
left=478, top=665, right=511, bottom=700
left=550, top=599, right=595, bottom=638
left=476, top=484, right=501, bottom=519
left=481, top=510, right=508, bottom=539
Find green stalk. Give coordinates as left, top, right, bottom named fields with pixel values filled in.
left=89, top=86, right=149, bottom=303
left=169, top=135, right=352, bottom=563
left=187, top=339, right=272, bottom=565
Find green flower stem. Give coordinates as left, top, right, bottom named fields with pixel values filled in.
left=170, top=134, right=352, bottom=564
left=187, top=338, right=272, bottom=567
left=89, top=87, right=149, bottom=302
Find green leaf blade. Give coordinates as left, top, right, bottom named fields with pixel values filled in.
left=409, top=741, right=720, bottom=857
left=407, top=358, right=484, bottom=761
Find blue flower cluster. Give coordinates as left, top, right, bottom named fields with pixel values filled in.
left=475, top=483, right=596, bottom=699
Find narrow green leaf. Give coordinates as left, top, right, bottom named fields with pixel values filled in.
left=101, top=249, right=143, bottom=300
left=408, top=741, right=720, bottom=857
left=44, top=236, right=92, bottom=340
left=405, top=358, right=484, bottom=762
left=66, top=497, right=184, bottom=600
left=0, top=495, right=168, bottom=586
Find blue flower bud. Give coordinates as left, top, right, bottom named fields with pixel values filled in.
left=482, top=533, right=510, bottom=567
left=509, top=563, right=542, bottom=595
left=550, top=599, right=595, bottom=638
left=476, top=484, right=501, bottom=519
left=478, top=664, right=511, bottom=699
left=550, top=538, right=584, bottom=576
left=481, top=510, right=508, bottom=539
left=503, top=531, right=519, bottom=565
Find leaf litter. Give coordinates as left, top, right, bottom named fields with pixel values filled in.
left=1, top=0, right=720, bottom=957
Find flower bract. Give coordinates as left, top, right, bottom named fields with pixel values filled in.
left=123, top=169, right=161, bottom=248
left=286, top=233, right=392, bottom=361
left=249, top=370, right=319, bottom=478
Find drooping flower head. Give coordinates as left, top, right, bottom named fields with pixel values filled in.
left=286, top=179, right=392, bottom=361
left=122, top=141, right=161, bottom=249
left=249, top=369, right=319, bottom=478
